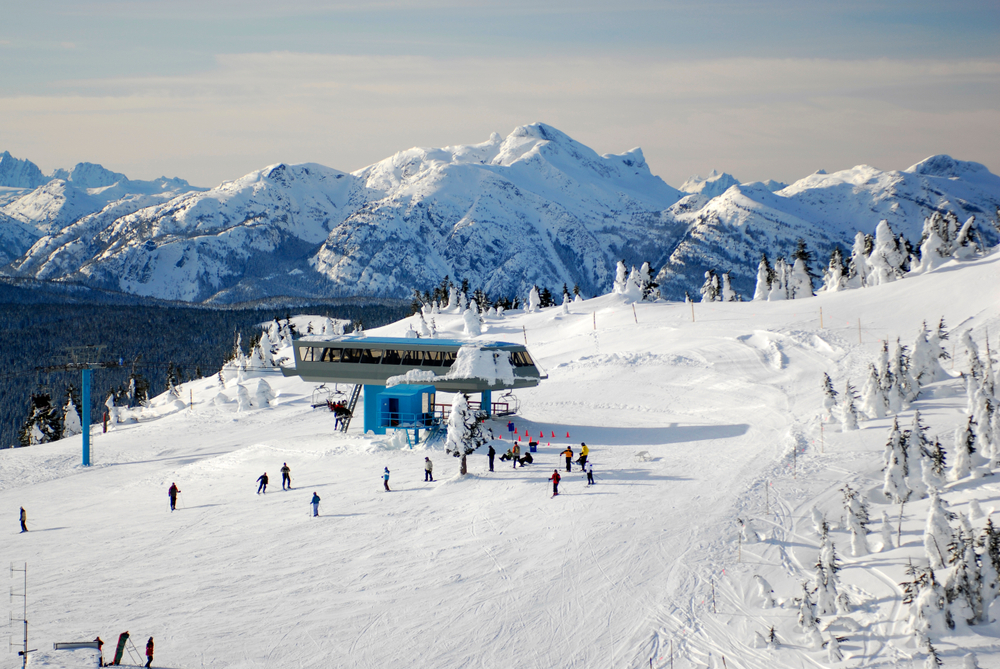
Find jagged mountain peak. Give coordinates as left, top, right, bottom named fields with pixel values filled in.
left=904, top=154, right=994, bottom=182
left=680, top=170, right=740, bottom=197
left=0, top=150, right=47, bottom=188
left=51, top=162, right=128, bottom=189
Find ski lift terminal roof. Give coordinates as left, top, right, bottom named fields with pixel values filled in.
left=282, top=335, right=546, bottom=392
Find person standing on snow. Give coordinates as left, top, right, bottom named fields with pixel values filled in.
left=19, top=507, right=27, bottom=533
left=383, top=467, right=391, bottom=492
left=256, top=472, right=269, bottom=494
left=311, top=492, right=321, bottom=517
left=578, top=443, right=589, bottom=469
left=561, top=446, right=574, bottom=472
left=144, top=637, right=153, bottom=668
left=550, top=470, right=561, bottom=496
left=487, top=444, right=496, bottom=472
left=95, top=637, right=104, bottom=667
left=512, top=443, right=521, bottom=469
left=424, top=457, right=434, bottom=482
left=281, top=463, right=291, bottom=490
left=168, top=483, right=180, bottom=511
left=585, top=461, right=594, bottom=485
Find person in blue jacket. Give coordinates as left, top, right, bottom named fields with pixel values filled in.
left=383, top=467, right=391, bottom=492
left=311, top=492, right=321, bottom=517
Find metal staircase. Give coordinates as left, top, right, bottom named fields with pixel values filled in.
left=339, top=385, right=362, bottom=432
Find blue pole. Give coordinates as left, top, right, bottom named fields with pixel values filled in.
left=481, top=389, right=492, bottom=418
left=82, top=368, right=91, bottom=466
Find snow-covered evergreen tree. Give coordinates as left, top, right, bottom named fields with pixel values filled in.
left=699, top=270, right=720, bottom=302
left=880, top=510, right=894, bottom=551
left=827, top=635, right=843, bottom=663
left=861, top=364, right=886, bottom=419
left=922, top=437, right=947, bottom=492
left=820, top=247, right=848, bottom=292
left=720, top=271, right=737, bottom=302
left=236, top=384, right=252, bottom=412
left=846, top=231, right=872, bottom=289
left=61, top=387, right=82, bottom=438
left=904, top=565, right=954, bottom=641
left=753, top=253, right=772, bottom=301
left=254, top=379, right=274, bottom=408
left=561, top=292, right=570, bottom=314
left=637, top=262, right=657, bottom=300
left=906, top=411, right=931, bottom=499
left=949, top=415, right=976, bottom=482
left=963, top=330, right=984, bottom=380
left=753, top=575, right=774, bottom=608
left=613, top=260, right=628, bottom=294
left=924, top=491, right=956, bottom=569
left=768, top=258, right=788, bottom=301
left=977, top=518, right=1000, bottom=624
left=892, top=339, right=919, bottom=404
left=945, top=525, right=982, bottom=626
left=912, top=321, right=949, bottom=385
left=795, top=582, right=823, bottom=648
left=883, top=417, right=910, bottom=503
left=527, top=286, right=541, bottom=312
left=463, top=300, right=483, bottom=336
left=915, top=218, right=949, bottom=273
left=444, top=393, right=492, bottom=475
left=821, top=373, right=838, bottom=423
left=842, top=484, right=870, bottom=556
left=814, top=520, right=849, bottom=614
left=868, top=220, right=906, bottom=285
left=788, top=257, right=813, bottom=299
left=839, top=381, right=859, bottom=431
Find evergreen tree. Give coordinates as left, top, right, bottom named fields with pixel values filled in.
left=868, top=220, right=906, bottom=285
left=62, top=385, right=82, bottom=438
left=950, top=415, right=976, bottom=482
left=444, top=393, right=492, bottom=475
left=538, top=287, right=554, bottom=308
left=789, top=239, right=816, bottom=298
left=923, top=437, right=947, bottom=492
left=638, top=262, right=658, bottom=300
left=17, top=392, right=61, bottom=446
left=699, top=270, right=720, bottom=302
left=846, top=231, right=872, bottom=288
left=613, top=260, right=628, bottom=294
left=880, top=510, right=894, bottom=551
left=842, top=484, right=870, bottom=556
left=721, top=271, right=737, bottom=302
left=768, top=258, right=788, bottom=301
left=821, top=247, right=849, bottom=292
left=753, top=253, right=772, bottom=301
left=839, top=381, right=860, bottom=431
left=527, top=286, right=541, bottom=312
left=945, top=525, right=982, bottom=625
left=883, top=417, right=910, bottom=503
left=821, top=373, right=838, bottom=423
left=924, top=491, right=956, bottom=569
left=977, top=518, right=1000, bottom=624
left=861, top=363, right=886, bottom=419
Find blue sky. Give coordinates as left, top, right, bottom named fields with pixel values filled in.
left=1, top=0, right=998, bottom=187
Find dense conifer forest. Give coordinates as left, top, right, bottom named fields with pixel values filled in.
left=0, top=289, right=409, bottom=448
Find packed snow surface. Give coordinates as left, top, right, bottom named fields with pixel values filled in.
left=3, top=253, right=1000, bottom=668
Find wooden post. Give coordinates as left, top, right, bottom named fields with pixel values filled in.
left=819, top=306, right=824, bottom=328
left=690, top=301, right=695, bottom=323
left=858, top=319, right=862, bottom=344
left=522, top=325, right=527, bottom=345
left=897, top=502, right=905, bottom=545
left=632, top=304, right=638, bottom=324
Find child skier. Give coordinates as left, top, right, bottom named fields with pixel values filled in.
left=383, top=467, right=391, bottom=492
left=550, top=470, right=561, bottom=496
left=561, top=446, right=574, bottom=472
left=311, top=492, right=321, bottom=517
left=585, top=461, right=594, bottom=485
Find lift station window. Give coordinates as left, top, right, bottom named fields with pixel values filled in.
left=401, top=350, right=423, bottom=366
left=360, top=349, right=383, bottom=364
left=382, top=349, right=403, bottom=365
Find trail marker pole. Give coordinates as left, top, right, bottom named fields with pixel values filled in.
left=858, top=319, right=862, bottom=344
left=670, top=639, right=673, bottom=669
left=819, top=307, right=824, bottom=328
left=632, top=304, right=638, bottom=324
left=593, top=312, right=596, bottom=330
left=738, top=531, right=742, bottom=563
left=82, top=368, right=91, bottom=466
left=897, top=502, right=905, bottom=545
left=690, top=301, right=695, bottom=323
left=522, top=326, right=527, bottom=346
left=190, top=389, right=194, bottom=411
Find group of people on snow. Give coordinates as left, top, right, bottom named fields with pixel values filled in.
left=94, top=631, right=154, bottom=667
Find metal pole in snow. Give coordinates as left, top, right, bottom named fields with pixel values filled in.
left=690, top=301, right=695, bottom=323
left=819, top=307, right=823, bottom=328
left=82, top=368, right=91, bottom=466
left=632, top=304, right=638, bottom=324
left=522, top=326, right=527, bottom=346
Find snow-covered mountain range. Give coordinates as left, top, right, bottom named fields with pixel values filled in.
left=2, top=126, right=999, bottom=303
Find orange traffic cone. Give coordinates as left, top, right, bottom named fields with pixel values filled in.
left=498, top=434, right=502, bottom=440
left=566, top=432, right=570, bottom=438
left=539, top=431, right=543, bottom=438
left=551, top=431, right=555, bottom=438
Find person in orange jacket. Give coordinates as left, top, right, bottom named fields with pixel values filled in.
left=560, top=447, right=574, bottom=472
left=550, top=469, right=561, bottom=496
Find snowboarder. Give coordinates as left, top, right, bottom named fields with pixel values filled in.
left=550, top=470, right=561, bottom=496
left=383, top=467, right=391, bottom=492
left=424, top=457, right=434, bottom=482
left=585, top=461, right=594, bottom=485
left=311, top=492, right=321, bottom=517
left=487, top=444, right=496, bottom=471
left=512, top=443, right=521, bottom=469
left=281, top=462, right=291, bottom=490
left=256, top=472, right=268, bottom=494
left=144, top=637, right=153, bottom=668
left=561, top=446, right=574, bottom=472
left=112, top=631, right=129, bottom=666
left=578, top=442, right=589, bottom=469
left=95, top=637, right=103, bottom=666
left=168, top=483, right=180, bottom=511
left=19, top=506, right=26, bottom=533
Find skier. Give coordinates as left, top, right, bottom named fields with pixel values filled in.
left=424, top=457, right=434, bottom=482
left=512, top=443, right=521, bottom=469
left=144, top=637, right=153, bottom=668
left=111, top=631, right=129, bottom=666
left=19, top=506, right=27, bottom=533
left=550, top=469, right=561, bottom=496
left=561, top=446, right=574, bottom=472
left=487, top=444, right=496, bottom=472
left=578, top=442, right=589, bottom=469
left=585, top=461, right=594, bottom=485
left=311, top=492, right=321, bottom=517
left=256, top=472, right=268, bottom=494
left=168, top=483, right=180, bottom=511
left=383, top=467, right=391, bottom=492
left=95, top=637, right=103, bottom=667
left=281, top=462, right=291, bottom=490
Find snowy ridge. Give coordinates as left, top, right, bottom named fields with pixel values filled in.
left=2, top=135, right=999, bottom=303
left=2, top=253, right=1000, bottom=668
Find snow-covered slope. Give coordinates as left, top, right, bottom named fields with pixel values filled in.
left=680, top=169, right=740, bottom=198
left=2, top=253, right=1000, bottom=668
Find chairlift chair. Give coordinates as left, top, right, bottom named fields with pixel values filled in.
left=311, top=384, right=332, bottom=408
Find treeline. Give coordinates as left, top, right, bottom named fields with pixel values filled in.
left=0, top=301, right=409, bottom=448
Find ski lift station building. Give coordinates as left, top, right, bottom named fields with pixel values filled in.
left=281, top=336, right=546, bottom=435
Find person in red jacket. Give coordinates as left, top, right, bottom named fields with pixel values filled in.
left=550, top=469, right=561, bottom=496
left=145, top=637, right=153, bottom=668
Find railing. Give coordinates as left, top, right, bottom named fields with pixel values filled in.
left=434, top=401, right=510, bottom=420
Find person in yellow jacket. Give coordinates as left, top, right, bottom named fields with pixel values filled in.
left=560, top=446, right=574, bottom=472
left=577, top=442, right=589, bottom=469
